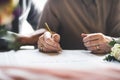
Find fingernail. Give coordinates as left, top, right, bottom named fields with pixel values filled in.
left=81, top=33, right=87, bottom=37
left=52, top=34, right=60, bottom=42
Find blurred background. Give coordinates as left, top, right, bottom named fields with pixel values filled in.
left=19, top=0, right=47, bottom=35
left=33, top=0, right=47, bottom=11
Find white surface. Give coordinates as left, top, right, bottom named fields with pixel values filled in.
left=19, top=0, right=47, bottom=35
left=33, top=0, right=47, bottom=11
left=0, top=49, right=119, bottom=69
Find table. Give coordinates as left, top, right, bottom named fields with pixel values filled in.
left=0, top=49, right=120, bottom=80
left=0, top=49, right=119, bottom=69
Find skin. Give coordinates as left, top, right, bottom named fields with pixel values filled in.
left=37, top=32, right=112, bottom=53
left=81, top=33, right=112, bottom=54
left=16, top=29, right=46, bottom=46
left=37, top=31, right=62, bottom=53
left=11, top=30, right=112, bottom=54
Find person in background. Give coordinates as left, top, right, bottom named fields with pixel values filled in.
left=37, top=0, right=120, bottom=54
left=0, top=0, right=43, bottom=51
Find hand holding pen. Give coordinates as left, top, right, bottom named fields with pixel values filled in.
left=38, top=22, right=62, bottom=53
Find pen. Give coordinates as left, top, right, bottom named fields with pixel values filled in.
left=45, top=22, right=52, bottom=33
left=45, top=22, right=62, bottom=51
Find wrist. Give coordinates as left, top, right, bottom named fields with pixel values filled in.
left=18, top=29, right=46, bottom=46
left=105, top=36, right=113, bottom=43
left=17, top=36, right=31, bottom=45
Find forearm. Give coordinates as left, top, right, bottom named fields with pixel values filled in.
left=106, top=35, right=120, bottom=43
left=17, top=29, right=46, bottom=46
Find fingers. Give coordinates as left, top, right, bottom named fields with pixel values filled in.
left=52, top=34, right=60, bottom=42
left=87, top=44, right=101, bottom=53
left=84, top=40, right=100, bottom=47
left=83, top=33, right=103, bottom=43
left=87, top=45, right=100, bottom=51
left=38, top=31, right=62, bottom=53
left=87, top=43, right=111, bottom=54
left=84, top=40, right=103, bottom=53
left=44, top=38, right=61, bottom=51
left=82, top=33, right=111, bottom=54
left=81, top=33, right=87, bottom=38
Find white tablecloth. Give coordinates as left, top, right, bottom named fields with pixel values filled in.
left=0, top=49, right=119, bottom=69
left=0, top=49, right=120, bottom=80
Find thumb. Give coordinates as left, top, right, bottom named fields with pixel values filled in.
left=81, top=33, right=87, bottom=38
left=52, top=34, right=60, bottom=42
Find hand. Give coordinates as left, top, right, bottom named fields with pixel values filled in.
left=38, top=31, right=62, bottom=53
left=81, top=33, right=112, bottom=54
